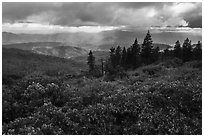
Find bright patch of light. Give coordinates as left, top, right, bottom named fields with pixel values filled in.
left=147, top=8, right=157, bottom=17
left=2, top=22, right=124, bottom=34
left=170, top=3, right=196, bottom=16
left=150, top=26, right=202, bottom=34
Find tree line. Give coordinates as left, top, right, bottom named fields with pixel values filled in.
left=87, top=30, right=202, bottom=77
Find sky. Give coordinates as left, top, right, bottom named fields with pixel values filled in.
left=2, top=2, right=202, bottom=45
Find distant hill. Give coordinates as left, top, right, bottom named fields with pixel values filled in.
left=2, top=48, right=87, bottom=79
left=3, top=42, right=88, bottom=59
left=33, top=46, right=88, bottom=59
left=2, top=32, right=100, bottom=50
left=2, top=32, right=22, bottom=44
left=2, top=42, right=60, bottom=50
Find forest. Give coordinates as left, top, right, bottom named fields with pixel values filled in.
left=2, top=31, right=202, bottom=135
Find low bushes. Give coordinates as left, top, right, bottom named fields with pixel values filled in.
left=2, top=59, right=202, bottom=135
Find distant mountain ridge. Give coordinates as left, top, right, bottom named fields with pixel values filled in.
left=3, top=42, right=88, bottom=59
left=2, top=32, right=174, bottom=51
left=3, top=42, right=61, bottom=50
left=2, top=32, right=100, bottom=50
left=33, top=46, right=88, bottom=59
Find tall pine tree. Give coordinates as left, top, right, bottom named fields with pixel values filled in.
left=126, top=47, right=133, bottom=68
left=141, top=30, right=153, bottom=64
left=115, top=46, right=122, bottom=66
left=131, top=38, right=141, bottom=68
left=174, top=40, right=182, bottom=59
left=110, top=47, right=116, bottom=68
left=87, top=50, right=95, bottom=74
left=182, top=38, right=192, bottom=62
left=121, top=47, right=127, bottom=69
left=152, top=46, right=160, bottom=62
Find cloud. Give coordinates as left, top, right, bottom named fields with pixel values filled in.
left=186, top=15, right=202, bottom=28
left=150, top=26, right=202, bottom=34
left=2, top=2, right=58, bottom=23
left=181, top=3, right=202, bottom=28
left=2, top=2, right=202, bottom=30
left=158, top=2, right=202, bottom=27
left=2, top=22, right=124, bottom=34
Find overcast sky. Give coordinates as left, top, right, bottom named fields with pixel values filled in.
left=2, top=2, right=202, bottom=34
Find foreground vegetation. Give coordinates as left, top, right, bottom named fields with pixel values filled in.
left=2, top=57, right=202, bottom=134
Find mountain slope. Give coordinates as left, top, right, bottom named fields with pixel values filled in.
left=3, top=42, right=88, bottom=59
left=2, top=42, right=60, bottom=50
left=33, top=46, right=88, bottom=58
left=2, top=48, right=87, bottom=80
left=2, top=32, right=100, bottom=50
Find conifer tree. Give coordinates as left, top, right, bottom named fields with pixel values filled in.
left=104, top=58, right=115, bottom=76
left=110, top=47, right=116, bottom=68
left=87, top=50, right=95, bottom=74
left=141, top=30, right=153, bottom=64
left=152, top=46, right=160, bottom=62
left=193, top=41, right=202, bottom=60
left=126, top=47, right=133, bottom=67
left=115, top=46, right=122, bottom=66
left=174, top=40, right=182, bottom=59
left=131, top=38, right=141, bottom=68
left=163, top=48, right=170, bottom=59
left=182, top=38, right=192, bottom=62
left=121, top=47, right=127, bottom=69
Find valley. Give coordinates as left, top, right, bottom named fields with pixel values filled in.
left=3, top=42, right=88, bottom=59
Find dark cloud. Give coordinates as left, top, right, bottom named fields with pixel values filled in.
left=2, top=2, right=58, bottom=23
left=182, top=3, right=202, bottom=28
left=185, top=15, right=202, bottom=28
left=2, top=2, right=202, bottom=28
left=51, top=3, right=115, bottom=26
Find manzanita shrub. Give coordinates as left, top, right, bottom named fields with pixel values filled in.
left=2, top=61, right=202, bottom=135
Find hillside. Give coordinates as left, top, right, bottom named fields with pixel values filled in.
left=33, top=46, right=88, bottom=58
left=2, top=48, right=87, bottom=85
left=2, top=32, right=100, bottom=50
left=2, top=57, right=202, bottom=135
left=3, top=42, right=88, bottom=59
left=2, top=42, right=61, bottom=50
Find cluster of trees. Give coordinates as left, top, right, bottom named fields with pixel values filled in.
left=164, top=38, right=202, bottom=62
left=106, top=30, right=160, bottom=70
left=87, top=30, right=202, bottom=77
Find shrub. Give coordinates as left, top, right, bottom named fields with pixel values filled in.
left=161, top=58, right=183, bottom=68
left=142, top=65, right=164, bottom=76
left=2, top=58, right=202, bottom=135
